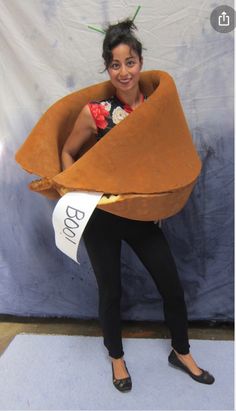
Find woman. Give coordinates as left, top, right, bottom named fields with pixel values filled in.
left=61, top=18, right=215, bottom=392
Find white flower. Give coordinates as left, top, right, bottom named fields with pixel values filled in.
left=101, top=101, right=111, bottom=111
left=112, top=106, right=128, bottom=124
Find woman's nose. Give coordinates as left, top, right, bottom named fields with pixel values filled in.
left=119, top=65, right=129, bottom=76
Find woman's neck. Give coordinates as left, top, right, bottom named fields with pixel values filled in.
left=115, top=87, right=143, bottom=109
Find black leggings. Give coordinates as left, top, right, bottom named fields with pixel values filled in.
left=83, top=207, right=190, bottom=358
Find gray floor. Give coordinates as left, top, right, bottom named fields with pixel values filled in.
left=0, top=334, right=233, bottom=410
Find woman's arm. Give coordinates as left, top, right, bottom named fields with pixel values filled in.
left=61, top=105, right=97, bottom=171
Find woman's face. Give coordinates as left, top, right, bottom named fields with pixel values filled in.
left=107, top=43, right=143, bottom=93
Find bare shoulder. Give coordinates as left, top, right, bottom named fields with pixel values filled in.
left=74, top=104, right=97, bottom=134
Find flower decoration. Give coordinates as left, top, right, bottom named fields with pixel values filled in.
left=112, top=106, right=129, bottom=124
left=88, top=103, right=110, bottom=129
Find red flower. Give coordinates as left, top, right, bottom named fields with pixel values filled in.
left=88, top=103, right=110, bottom=129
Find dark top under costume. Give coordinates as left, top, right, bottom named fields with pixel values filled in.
left=87, top=94, right=147, bottom=141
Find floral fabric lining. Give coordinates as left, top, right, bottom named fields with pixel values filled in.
left=87, top=94, right=147, bottom=141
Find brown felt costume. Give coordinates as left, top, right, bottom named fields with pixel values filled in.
left=15, top=70, right=202, bottom=221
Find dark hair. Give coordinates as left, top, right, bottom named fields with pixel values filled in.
left=101, top=18, right=143, bottom=72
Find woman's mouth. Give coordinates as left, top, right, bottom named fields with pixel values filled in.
left=119, top=78, right=132, bottom=84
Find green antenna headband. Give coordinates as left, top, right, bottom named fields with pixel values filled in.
left=87, top=5, right=141, bottom=34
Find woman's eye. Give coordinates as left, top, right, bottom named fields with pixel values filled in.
left=110, top=61, right=135, bottom=69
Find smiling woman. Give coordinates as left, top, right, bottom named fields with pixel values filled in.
left=15, top=17, right=214, bottom=392
left=106, top=45, right=143, bottom=105
left=103, top=19, right=143, bottom=110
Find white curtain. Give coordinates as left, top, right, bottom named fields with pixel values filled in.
left=0, top=0, right=233, bottom=320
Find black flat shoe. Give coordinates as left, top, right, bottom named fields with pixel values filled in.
left=112, top=360, right=132, bottom=392
left=168, top=349, right=215, bottom=384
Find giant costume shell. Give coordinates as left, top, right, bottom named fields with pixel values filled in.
left=15, top=70, right=202, bottom=221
